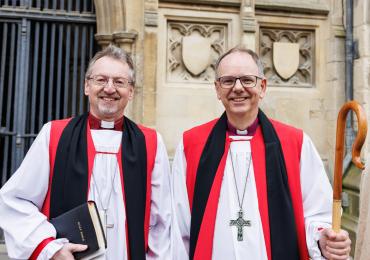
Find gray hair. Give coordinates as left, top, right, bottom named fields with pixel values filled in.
left=85, top=44, right=136, bottom=85
left=214, top=46, right=265, bottom=79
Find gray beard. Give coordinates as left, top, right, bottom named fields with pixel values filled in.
left=97, top=104, right=119, bottom=117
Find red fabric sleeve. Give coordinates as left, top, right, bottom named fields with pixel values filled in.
left=29, top=237, right=55, bottom=260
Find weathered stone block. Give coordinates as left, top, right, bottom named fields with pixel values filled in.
left=325, top=37, right=345, bottom=63
left=354, top=25, right=370, bottom=57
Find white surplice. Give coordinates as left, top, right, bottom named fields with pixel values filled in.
left=171, top=133, right=332, bottom=260
left=0, top=122, right=172, bottom=260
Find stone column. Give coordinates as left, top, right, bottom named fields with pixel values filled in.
left=240, top=0, right=257, bottom=50
left=123, top=0, right=145, bottom=123
left=142, top=0, right=158, bottom=127
left=94, top=0, right=115, bottom=47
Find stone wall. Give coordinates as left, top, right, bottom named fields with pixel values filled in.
left=256, top=4, right=336, bottom=174
left=86, top=0, right=364, bottom=163
left=92, top=0, right=365, bottom=199
left=92, top=0, right=350, bottom=165
left=353, top=0, right=370, bottom=164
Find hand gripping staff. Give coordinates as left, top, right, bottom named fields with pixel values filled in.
left=332, top=101, right=368, bottom=232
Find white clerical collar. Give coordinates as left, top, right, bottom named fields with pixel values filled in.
left=101, top=120, right=115, bottom=129
left=88, top=113, right=124, bottom=131
left=236, top=129, right=248, bottom=135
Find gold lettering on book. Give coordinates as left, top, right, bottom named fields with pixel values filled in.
left=77, top=221, right=86, bottom=242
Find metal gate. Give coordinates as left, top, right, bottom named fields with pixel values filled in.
left=0, top=0, right=98, bottom=242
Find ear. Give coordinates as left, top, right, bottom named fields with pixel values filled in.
left=259, top=78, right=267, bottom=99
left=214, top=81, right=221, bottom=100
left=128, top=85, right=134, bottom=100
left=84, top=80, right=89, bottom=96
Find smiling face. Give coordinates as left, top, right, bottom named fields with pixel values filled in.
left=215, top=51, right=266, bottom=126
left=84, top=56, right=134, bottom=121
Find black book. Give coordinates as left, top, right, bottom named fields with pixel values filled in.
left=50, top=201, right=107, bottom=259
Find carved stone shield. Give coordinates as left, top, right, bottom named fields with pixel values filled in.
left=182, top=35, right=211, bottom=76
left=273, top=42, right=300, bottom=80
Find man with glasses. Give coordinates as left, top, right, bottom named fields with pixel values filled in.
left=0, top=45, right=172, bottom=259
left=171, top=46, right=351, bottom=260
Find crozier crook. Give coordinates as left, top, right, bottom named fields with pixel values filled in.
left=332, top=101, right=367, bottom=232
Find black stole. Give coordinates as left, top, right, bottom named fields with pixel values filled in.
left=50, top=113, right=147, bottom=260
left=189, top=110, right=299, bottom=260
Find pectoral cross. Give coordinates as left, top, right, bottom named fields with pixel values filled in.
left=230, top=210, right=251, bottom=241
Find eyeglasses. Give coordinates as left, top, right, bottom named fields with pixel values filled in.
left=87, top=75, right=133, bottom=89
left=217, top=75, right=262, bottom=89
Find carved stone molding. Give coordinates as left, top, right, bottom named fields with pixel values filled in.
left=256, top=0, right=329, bottom=15
left=94, top=0, right=138, bottom=53
left=167, top=21, right=226, bottom=83
left=259, top=27, right=315, bottom=87
left=145, top=10, right=158, bottom=27
left=114, top=31, right=138, bottom=54
left=242, top=17, right=256, bottom=32
left=145, top=0, right=158, bottom=27
left=159, top=0, right=240, bottom=7
left=145, top=0, right=158, bottom=9
left=95, top=34, right=114, bottom=49
left=241, top=0, right=255, bottom=16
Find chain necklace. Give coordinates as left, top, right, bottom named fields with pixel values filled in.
left=229, top=149, right=252, bottom=241
left=92, top=155, right=118, bottom=238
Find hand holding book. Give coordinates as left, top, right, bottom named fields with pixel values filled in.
left=51, top=243, right=88, bottom=259
left=50, top=201, right=107, bottom=260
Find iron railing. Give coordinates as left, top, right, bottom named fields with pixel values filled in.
left=0, top=0, right=98, bottom=243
